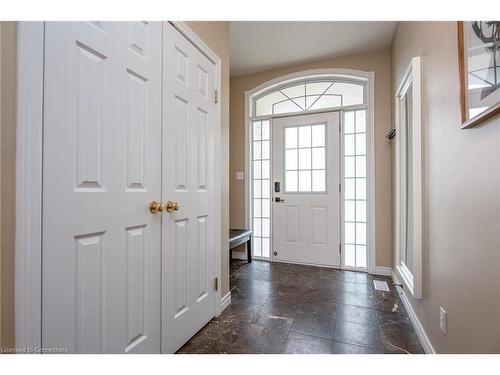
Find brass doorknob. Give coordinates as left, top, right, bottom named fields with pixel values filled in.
left=165, top=200, right=180, bottom=212
left=149, top=200, right=164, bottom=214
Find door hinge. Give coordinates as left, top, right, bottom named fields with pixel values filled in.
left=214, top=89, right=218, bottom=104
left=339, top=244, right=342, bottom=254
left=214, top=277, right=219, bottom=291
left=339, top=183, right=341, bottom=193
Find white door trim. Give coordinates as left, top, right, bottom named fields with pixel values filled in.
left=367, top=75, right=376, bottom=275
left=15, top=21, right=223, bottom=352
left=244, top=69, right=376, bottom=274
left=15, top=21, right=44, bottom=351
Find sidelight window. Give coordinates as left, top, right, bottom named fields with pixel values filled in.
left=343, top=109, right=367, bottom=268
left=252, top=120, right=271, bottom=258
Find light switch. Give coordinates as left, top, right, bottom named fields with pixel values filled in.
left=236, top=171, right=244, bottom=180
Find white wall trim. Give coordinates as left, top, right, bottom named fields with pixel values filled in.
left=392, top=271, right=436, bottom=354
left=169, top=22, right=220, bottom=65
left=219, top=292, right=231, bottom=314
left=15, top=21, right=44, bottom=352
left=270, top=258, right=340, bottom=270
left=366, top=73, right=377, bottom=275
left=230, top=251, right=248, bottom=261
left=244, top=92, right=250, bottom=230
left=371, top=266, right=392, bottom=276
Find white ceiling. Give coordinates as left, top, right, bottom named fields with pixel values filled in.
left=230, top=22, right=397, bottom=76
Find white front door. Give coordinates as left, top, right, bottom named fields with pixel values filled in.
left=42, top=22, right=162, bottom=353
left=272, top=112, right=341, bottom=267
left=162, top=23, right=218, bottom=353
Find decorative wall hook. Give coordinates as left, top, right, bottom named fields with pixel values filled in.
left=386, top=128, right=396, bottom=140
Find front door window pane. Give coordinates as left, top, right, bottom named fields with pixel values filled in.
left=312, top=170, right=325, bottom=192
left=286, top=171, right=298, bottom=191
left=298, top=170, right=312, bottom=192
left=311, top=124, right=325, bottom=146
left=286, top=149, right=298, bottom=170
left=284, top=124, right=326, bottom=193
left=312, top=148, right=325, bottom=169
left=298, top=148, right=311, bottom=170
left=298, top=126, right=311, bottom=148
left=285, top=127, right=298, bottom=149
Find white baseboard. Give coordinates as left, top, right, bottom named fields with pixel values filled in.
left=370, top=266, right=393, bottom=276
left=217, top=292, right=231, bottom=316
left=391, top=271, right=436, bottom=354
left=271, top=258, right=340, bottom=269
left=230, top=251, right=248, bottom=261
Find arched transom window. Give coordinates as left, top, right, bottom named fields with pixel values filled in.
left=253, top=79, right=366, bottom=117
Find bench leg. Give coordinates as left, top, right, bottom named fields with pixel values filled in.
left=247, top=237, right=252, bottom=263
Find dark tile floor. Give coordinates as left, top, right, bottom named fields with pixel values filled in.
left=177, top=260, right=424, bottom=354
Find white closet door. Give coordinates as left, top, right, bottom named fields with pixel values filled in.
left=42, top=21, right=162, bottom=353
left=162, top=23, right=218, bottom=353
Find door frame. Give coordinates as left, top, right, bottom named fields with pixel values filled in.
left=244, top=69, right=379, bottom=274
left=15, top=21, right=223, bottom=352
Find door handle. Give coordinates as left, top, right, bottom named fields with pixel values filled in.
left=149, top=200, right=164, bottom=214
left=274, top=197, right=285, bottom=203
left=165, top=200, right=180, bottom=212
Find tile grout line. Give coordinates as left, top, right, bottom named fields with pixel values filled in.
left=278, top=329, right=292, bottom=354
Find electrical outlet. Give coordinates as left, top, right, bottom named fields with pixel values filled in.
left=439, top=306, right=447, bottom=335
left=236, top=171, right=244, bottom=181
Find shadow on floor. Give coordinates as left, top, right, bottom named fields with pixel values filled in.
left=178, top=260, right=423, bottom=354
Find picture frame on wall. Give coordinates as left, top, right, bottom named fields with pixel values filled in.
left=458, top=21, right=500, bottom=128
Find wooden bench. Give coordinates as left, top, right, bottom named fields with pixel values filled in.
left=229, top=229, right=253, bottom=263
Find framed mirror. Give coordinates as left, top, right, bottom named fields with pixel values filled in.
left=395, top=57, right=423, bottom=299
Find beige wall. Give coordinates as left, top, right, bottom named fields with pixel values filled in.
left=1, top=21, right=16, bottom=350
left=229, top=50, right=394, bottom=267
left=185, top=22, right=231, bottom=297
left=392, top=21, right=500, bottom=353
